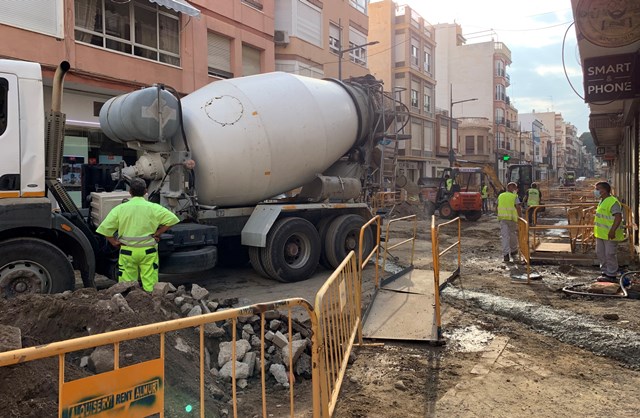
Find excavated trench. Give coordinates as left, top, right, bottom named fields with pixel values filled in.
left=442, top=286, right=640, bottom=368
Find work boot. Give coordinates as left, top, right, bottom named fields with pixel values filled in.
left=503, top=254, right=510, bottom=263
left=510, top=251, right=519, bottom=259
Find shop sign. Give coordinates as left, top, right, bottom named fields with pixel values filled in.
left=584, top=53, right=639, bottom=103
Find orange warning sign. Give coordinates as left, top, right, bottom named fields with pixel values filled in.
left=60, top=358, right=164, bottom=418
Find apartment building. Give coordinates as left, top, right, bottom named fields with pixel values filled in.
left=273, top=0, right=371, bottom=79
left=434, top=23, right=515, bottom=180
left=368, top=0, right=438, bottom=180
left=0, top=0, right=275, bottom=204
left=519, top=111, right=566, bottom=181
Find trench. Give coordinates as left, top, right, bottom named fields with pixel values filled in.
left=441, top=286, right=640, bottom=368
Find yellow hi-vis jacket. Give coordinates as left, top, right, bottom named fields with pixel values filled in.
left=594, top=196, right=624, bottom=241
left=497, top=192, right=518, bottom=222
left=446, top=178, right=453, bottom=191
left=481, top=185, right=488, bottom=199
left=527, top=188, right=540, bottom=206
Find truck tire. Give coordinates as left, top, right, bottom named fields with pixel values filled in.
left=325, top=214, right=373, bottom=269
left=249, top=247, right=270, bottom=279
left=0, top=238, right=74, bottom=298
left=465, top=211, right=482, bottom=222
left=316, top=216, right=336, bottom=270
left=262, top=217, right=321, bottom=282
left=439, top=202, right=457, bottom=220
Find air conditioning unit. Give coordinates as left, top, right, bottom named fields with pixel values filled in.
left=274, top=30, right=290, bottom=45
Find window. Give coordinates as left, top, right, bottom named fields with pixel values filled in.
left=495, top=108, right=504, bottom=124
left=465, top=136, right=475, bottom=154
left=423, top=46, right=431, bottom=73
left=329, top=23, right=340, bottom=54
left=349, top=27, right=368, bottom=66
left=410, top=79, right=419, bottom=109
left=242, top=45, right=261, bottom=76
left=394, top=33, right=405, bottom=65
left=410, top=40, right=419, bottom=67
left=0, top=79, right=7, bottom=137
left=411, top=119, right=422, bottom=151
left=241, top=0, right=263, bottom=11
left=207, top=32, right=232, bottom=78
left=495, top=84, right=506, bottom=101
left=75, top=0, right=180, bottom=66
left=423, top=85, right=432, bottom=113
left=423, top=121, right=433, bottom=152
left=477, top=136, right=484, bottom=153
left=495, top=59, right=505, bottom=77
left=496, top=131, right=504, bottom=149
left=297, top=0, right=322, bottom=46
left=0, top=0, right=62, bottom=37
left=349, top=0, right=367, bottom=14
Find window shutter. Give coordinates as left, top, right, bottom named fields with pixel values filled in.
left=208, top=32, right=231, bottom=76
left=242, top=45, right=261, bottom=76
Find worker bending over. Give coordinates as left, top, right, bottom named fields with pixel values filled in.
left=497, top=182, right=522, bottom=263
left=97, top=178, right=180, bottom=292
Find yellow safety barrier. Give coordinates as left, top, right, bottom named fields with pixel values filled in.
left=314, top=251, right=360, bottom=416
left=0, top=298, right=328, bottom=418
left=431, top=215, right=461, bottom=340
left=358, top=215, right=381, bottom=290
left=371, top=191, right=402, bottom=214
left=381, top=214, right=417, bottom=274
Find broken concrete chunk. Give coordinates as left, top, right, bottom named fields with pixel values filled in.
left=204, top=323, right=226, bottom=338
left=272, top=331, right=288, bottom=349
left=218, top=340, right=252, bottom=367
left=187, top=305, right=203, bottom=317
left=269, top=319, right=282, bottom=331
left=95, top=299, right=117, bottom=312
left=111, top=293, right=134, bottom=313
left=250, top=335, right=261, bottom=348
left=265, top=310, right=280, bottom=320
left=243, top=351, right=257, bottom=377
left=243, top=324, right=255, bottom=335
left=269, top=364, right=289, bottom=387
left=180, top=303, right=194, bottom=315
left=174, top=296, right=186, bottom=307
left=207, top=301, right=219, bottom=311
left=190, top=284, right=209, bottom=301
left=79, top=356, right=89, bottom=368
left=237, top=378, right=248, bottom=389
left=0, top=325, right=22, bottom=352
left=88, top=346, right=113, bottom=374
left=174, top=337, right=190, bottom=354
left=265, top=331, right=275, bottom=341
left=219, top=361, right=250, bottom=380
left=152, top=282, right=174, bottom=297
left=295, top=353, right=311, bottom=377
left=282, top=340, right=307, bottom=366
left=105, top=281, right=139, bottom=297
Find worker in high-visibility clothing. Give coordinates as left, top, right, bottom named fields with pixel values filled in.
left=445, top=174, right=453, bottom=192
left=593, top=181, right=624, bottom=282
left=523, top=182, right=541, bottom=225
left=481, top=183, right=489, bottom=214
left=497, top=182, right=522, bottom=263
left=97, top=178, right=180, bottom=292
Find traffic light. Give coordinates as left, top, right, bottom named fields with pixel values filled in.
left=502, top=154, right=510, bottom=162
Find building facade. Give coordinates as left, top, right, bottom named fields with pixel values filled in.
left=368, top=0, right=439, bottom=181
left=273, top=0, right=371, bottom=79
left=0, top=0, right=275, bottom=204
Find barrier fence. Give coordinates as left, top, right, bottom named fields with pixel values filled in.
left=358, top=215, right=381, bottom=291
left=381, top=214, right=417, bottom=274
left=371, top=191, right=402, bottom=214
left=517, top=217, right=532, bottom=283
left=431, top=215, right=461, bottom=340
left=0, top=298, right=325, bottom=418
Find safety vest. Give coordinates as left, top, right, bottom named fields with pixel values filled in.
left=481, top=185, right=488, bottom=199
left=446, top=178, right=453, bottom=191
left=594, top=196, right=624, bottom=241
left=497, top=192, right=518, bottom=222
left=527, top=188, right=540, bottom=206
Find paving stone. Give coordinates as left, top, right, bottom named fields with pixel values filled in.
left=265, top=331, right=275, bottom=341
left=191, top=284, right=209, bottom=300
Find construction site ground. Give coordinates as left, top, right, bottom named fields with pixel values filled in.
left=2, top=211, right=640, bottom=417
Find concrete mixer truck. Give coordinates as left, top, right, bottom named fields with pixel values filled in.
left=0, top=60, right=403, bottom=297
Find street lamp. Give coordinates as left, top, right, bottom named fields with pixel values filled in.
left=449, top=84, right=477, bottom=166
left=338, top=40, right=379, bottom=80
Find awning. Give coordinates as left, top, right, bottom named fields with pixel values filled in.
left=149, top=0, right=200, bottom=17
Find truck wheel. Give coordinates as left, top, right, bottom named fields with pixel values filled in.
left=0, top=238, right=74, bottom=298
left=316, top=216, right=336, bottom=269
left=439, top=203, right=457, bottom=219
left=248, top=247, right=270, bottom=278
left=465, top=211, right=482, bottom=222
left=262, top=217, right=321, bottom=282
left=325, top=214, right=373, bottom=269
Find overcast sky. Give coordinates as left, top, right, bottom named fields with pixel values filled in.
left=399, top=0, right=589, bottom=134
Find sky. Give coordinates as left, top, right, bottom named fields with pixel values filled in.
left=400, top=0, right=590, bottom=134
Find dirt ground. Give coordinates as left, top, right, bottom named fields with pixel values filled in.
left=2, top=208, right=640, bottom=417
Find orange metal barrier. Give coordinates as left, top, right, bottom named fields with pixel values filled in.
left=517, top=217, right=532, bottom=283
left=0, top=298, right=328, bottom=418
left=371, top=191, right=402, bottom=213
left=358, top=215, right=381, bottom=290
left=314, top=251, right=360, bottom=416
left=431, top=215, right=461, bottom=340
left=381, top=214, right=417, bottom=274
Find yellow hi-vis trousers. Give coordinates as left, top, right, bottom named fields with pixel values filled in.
left=117, top=246, right=159, bottom=292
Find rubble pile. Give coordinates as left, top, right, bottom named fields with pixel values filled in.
left=163, top=283, right=314, bottom=389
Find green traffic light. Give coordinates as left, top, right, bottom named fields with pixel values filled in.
left=502, top=154, right=510, bottom=161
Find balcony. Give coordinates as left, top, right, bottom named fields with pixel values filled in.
left=494, top=42, right=511, bottom=61
left=495, top=116, right=505, bottom=125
